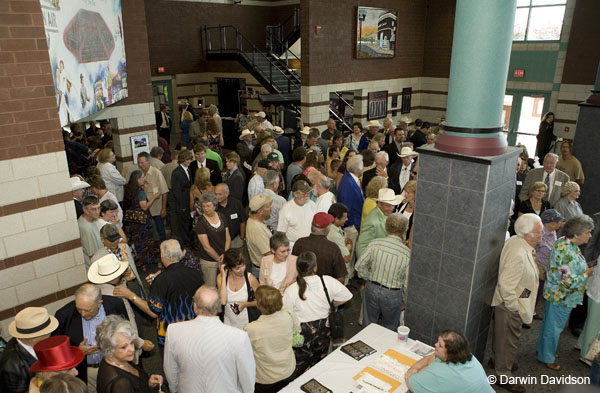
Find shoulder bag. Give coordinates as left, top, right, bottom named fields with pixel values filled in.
left=319, top=275, right=344, bottom=340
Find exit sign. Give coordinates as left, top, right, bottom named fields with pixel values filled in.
left=157, top=66, right=165, bottom=73
left=514, top=69, right=525, bottom=78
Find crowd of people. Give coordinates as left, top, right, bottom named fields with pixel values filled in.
left=1, top=105, right=598, bottom=393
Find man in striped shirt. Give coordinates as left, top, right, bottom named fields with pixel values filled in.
left=355, top=213, right=411, bottom=330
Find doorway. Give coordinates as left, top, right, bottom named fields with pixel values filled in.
left=503, top=91, right=550, bottom=159
left=216, top=78, right=246, bottom=118
left=152, top=80, right=175, bottom=129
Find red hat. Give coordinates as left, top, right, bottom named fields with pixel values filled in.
left=312, top=212, right=334, bottom=229
left=30, top=336, right=85, bottom=373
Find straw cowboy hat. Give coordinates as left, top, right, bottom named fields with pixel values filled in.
left=87, top=253, right=128, bottom=284
left=400, top=115, right=412, bottom=124
left=272, top=126, right=284, bottom=135
left=375, top=188, right=403, bottom=205
left=300, top=126, right=311, bottom=135
left=366, top=120, right=382, bottom=128
left=8, top=307, right=59, bottom=339
left=239, top=129, right=254, bottom=139
left=70, top=177, right=90, bottom=191
left=30, top=335, right=85, bottom=373
left=397, top=146, right=419, bottom=158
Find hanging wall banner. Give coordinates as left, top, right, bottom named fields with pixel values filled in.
left=40, top=0, right=128, bottom=126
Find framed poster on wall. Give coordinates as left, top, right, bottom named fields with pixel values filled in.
left=401, top=88, right=412, bottom=114
left=356, top=7, right=397, bottom=59
left=368, top=91, right=388, bottom=120
left=131, top=135, right=150, bottom=164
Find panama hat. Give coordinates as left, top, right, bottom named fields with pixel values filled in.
left=8, top=307, right=59, bottom=339
left=239, top=129, right=254, bottom=139
left=366, top=120, right=382, bottom=128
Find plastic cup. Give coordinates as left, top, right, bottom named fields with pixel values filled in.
left=397, top=325, right=410, bottom=343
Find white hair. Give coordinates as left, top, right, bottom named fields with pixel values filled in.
left=346, top=155, right=364, bottom=174
left=514, top=213, right=542, bottom=237
left=375, top=151, right=389, bottom=162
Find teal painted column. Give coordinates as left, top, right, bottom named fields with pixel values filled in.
left=436, top=0, right=517, bottom=156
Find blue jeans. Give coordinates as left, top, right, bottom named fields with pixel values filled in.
left=152, top=216, right=167, bottom=242
left=362, top=281, right=403, bottom=331
left=251, top=264, right=260, bottom=279
left=536, top=301, right=572, bottom=363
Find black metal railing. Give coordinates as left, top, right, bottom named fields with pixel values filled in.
left=204, top=25, right=300, bottom=94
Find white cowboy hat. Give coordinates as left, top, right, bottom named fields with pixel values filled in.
left=300, top=126, right=311, bottom=135
left=87, top=253, right=128, bottom=284
left=8, top=307, right=59, bottom=339
left=366, top=120, right=382, bottom=128
left=397, top=146, right=419, bottom=158
left=71, top=177, right=90, bottom=191
left=239, top=129, right=254, bottom=139
left=375, top=188, right=403, bottom=205
left=257, top=111, right=266, bottom=118
left=400, top=115, right=412, bottom=124
left=272, top=126, right=284, bottom=135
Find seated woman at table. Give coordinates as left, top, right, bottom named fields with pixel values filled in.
left=283, top=251, right=352, bottom=375
left=244, top=285, right=299, bottom=393
left=405, top=330, right=494, bottom=393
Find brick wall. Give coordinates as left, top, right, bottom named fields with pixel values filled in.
left=422, top=0, right=455, bottom=78
left=302, top=0, right=427, bottom=87
left=562, top=0, right=600, bottom=85
left=115, top=0, right=154, bottom=106
left=144, top=0, right=298, bottom=76
left=0, top=1, right=86, bottom=329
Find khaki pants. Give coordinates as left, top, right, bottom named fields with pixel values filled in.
left=87, top=366, right=99, bottom=393
left=200, top=258, right=218, bottom=287
left=493, top=303, right=522, bottom=377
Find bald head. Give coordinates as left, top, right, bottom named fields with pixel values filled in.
left=193, top=286, right=221, bottom=316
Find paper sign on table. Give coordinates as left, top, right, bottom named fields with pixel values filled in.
left=353, top=366, right=401, bottom=392
left=383, top=349, right=418, bottom=367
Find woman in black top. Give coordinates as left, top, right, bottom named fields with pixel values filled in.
left=518, top=181, right=550, bottom=217
left=96, top=316, right=163, bottom=393
left=535, top=112, right=555, bottom=165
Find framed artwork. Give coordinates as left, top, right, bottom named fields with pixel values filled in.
left=356, top=7, right=397, bottom=59
left=368, top=91, right=388, bottom=120
left=401, top=88, right=412, bottom=114
left=131, top=135, right=150, bottom=164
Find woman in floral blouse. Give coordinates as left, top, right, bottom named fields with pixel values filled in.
left=536, top=215, right=595, bottom=371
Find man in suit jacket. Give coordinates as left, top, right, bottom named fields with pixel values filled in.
left=189, top=143, right=222, bottom=186
left=0, top=307, right=59, bottom=393
left=155, top=105, right=172, bottom=145
left=490, top=214, right=543, bottom=392
left=338, top=155, right=365, bottom=232
left=236, top=129, right=254, bottom=167
left=519, top=153, right=569, bottom=207
left=385, top=128, right=406, bottom=167
left=362, top=151, right=389, bottom=193
left=54, top=284, right=127, bottom=388
left=164, top=286, right=255, bottom=393
left=388, top=146, right=417, bottom=194
left=168, top=150, right=194, bottom=248
left=224, top=152, right=246, bottom=203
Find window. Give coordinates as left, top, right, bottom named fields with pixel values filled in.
left=513, top=0, right=566, bottom=41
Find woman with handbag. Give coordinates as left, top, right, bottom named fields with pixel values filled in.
left=283, top=251, right=352, bottom=374
left=123, top=170, right=160, bottom=267
left=217, top=248, right=260, bottom=330
left=244, top=285, right=300, bottom=393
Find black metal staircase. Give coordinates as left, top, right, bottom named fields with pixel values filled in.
left=204, top=25, right=300, bottom=105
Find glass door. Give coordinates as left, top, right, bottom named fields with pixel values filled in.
left=504, top=91, right=550, bottom=159
left=152, top=80, right=175, bottom=130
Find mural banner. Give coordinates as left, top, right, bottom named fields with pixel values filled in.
left=40, top=0, right=128, bottom=126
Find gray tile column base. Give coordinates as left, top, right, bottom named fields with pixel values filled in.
left=405, top=144, right=520, bottom=360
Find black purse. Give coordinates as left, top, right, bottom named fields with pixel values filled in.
left=244, top=272, right=261, bottom=322
left=319, top=275, right=344, bottom=340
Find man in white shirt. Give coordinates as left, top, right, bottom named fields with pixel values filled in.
left=164, top=286, right=255, bottom=393
left=248, top=159, right=269, bottom=201
left=277, top=180, right=317, bottom=249
left=138, top=152, right=169, bottom=241
left=314, top=176, right=336, bottom=213
left=256, top=111, right=273, bottom=130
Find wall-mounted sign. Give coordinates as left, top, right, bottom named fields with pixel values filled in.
left=131, top=135, right=150, bottom=164
left=40, top=0, right=128, bottom=126
left=368, top=91, right=388, bottom=120
left=514, top=69, right=525, bottom=78
left=401, top=87, right=412, bottom=114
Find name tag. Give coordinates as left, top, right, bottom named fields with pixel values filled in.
left=230, top=213, right=238, bottom=220
left=554, top=181, right=562, bottom=186
left=516, top=181, right=522, bottom=186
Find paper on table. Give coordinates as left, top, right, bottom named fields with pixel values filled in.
left=409, top=341, right=435, bottom=357
left=353, top=366, right=400, bottom=393
left=382, top=349, right=418, bottom=367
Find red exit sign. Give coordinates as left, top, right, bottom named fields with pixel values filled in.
left=514, top=69, right=525, bottom=78
left=157, top=66, right=165, bottom=73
